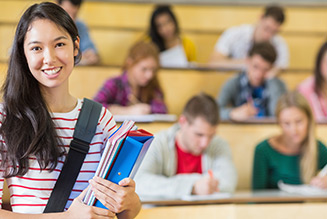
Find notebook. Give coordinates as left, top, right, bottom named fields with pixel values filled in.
left=159, top=44, right=189, bottom=68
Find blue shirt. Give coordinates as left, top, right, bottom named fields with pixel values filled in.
left=75, top=19, right=97, bottom=53
left=252, top=86, right=266, bottom=117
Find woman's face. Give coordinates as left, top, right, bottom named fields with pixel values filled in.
left=320, top=51, right=327, bottom=82
left=155, top=13, right=177, bottom=41
left=128, top=56, right=158, bottom=87
left=23, top=19, right=79, bottom=92
left=279, top=106, right=309, bottom=146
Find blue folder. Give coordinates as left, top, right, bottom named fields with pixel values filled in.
left=94, top=132, right=153, bottom=209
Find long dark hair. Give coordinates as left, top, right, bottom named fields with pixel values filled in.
left=314, top=41, right=327, bottom=96
left=149, top=5, right=180, bottom=52
left=0, top=2, right=81, bottom=177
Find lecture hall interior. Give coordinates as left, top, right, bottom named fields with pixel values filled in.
left=1, top=0, right=327, bottom=218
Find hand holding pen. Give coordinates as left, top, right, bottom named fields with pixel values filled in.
left=191, top=169, right=219, bottom=195
left=310, top=164, right=327, bottom=189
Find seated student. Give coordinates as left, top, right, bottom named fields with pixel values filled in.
left=298, top=42, right=327, bottom=121
left=94, top=41, right=167, bottom=115
left=209, top=5, right=289, bottom=78
left=147, top=5, right=196, bottom=67
left=135, top=93, right=237, bottom=198
left=217, top=42, right=287, bottom=122
left=57, top=0, right=100, bottom=65
left=252, top=91, right=327, bottom=190
left=0, top=2, right=140, bottom=217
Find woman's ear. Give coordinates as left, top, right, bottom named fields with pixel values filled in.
left=74, top=36, right=80, bottom=56
left=178, top=115, right=188, bottom=127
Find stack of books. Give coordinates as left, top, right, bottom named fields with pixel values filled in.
left=83, top=120, right=154, bottom=208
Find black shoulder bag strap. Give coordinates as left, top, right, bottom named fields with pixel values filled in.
left=44, top=98, right=102, bottom=213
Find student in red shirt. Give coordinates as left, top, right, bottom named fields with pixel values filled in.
left=135, top=93, right=237, bottom=198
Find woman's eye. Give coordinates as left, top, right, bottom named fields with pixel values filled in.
left=31, top=47, right=41, bottom=51
left=56, top=42, right=65, bottom=47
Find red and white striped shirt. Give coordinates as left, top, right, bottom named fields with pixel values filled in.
left=0, top=99, right=117, bottom=213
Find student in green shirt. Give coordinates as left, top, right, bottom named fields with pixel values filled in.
left=252, top=91, right=327, bottom=190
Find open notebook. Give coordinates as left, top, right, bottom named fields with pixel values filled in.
left=278, top=180, right=327, bottom=196
left=159, top=44, right=189, bottom=68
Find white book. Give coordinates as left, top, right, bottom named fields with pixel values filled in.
left=278, top=180, right=327, bottom=196
left=159, top=44, right=189, bottom=68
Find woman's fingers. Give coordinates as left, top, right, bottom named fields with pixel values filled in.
left=89, top=177, right=136, bottom=213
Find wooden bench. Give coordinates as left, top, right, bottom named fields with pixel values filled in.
left=0, top=1, right=327, bottom=68
left=0, top=63, right=311, bottom=115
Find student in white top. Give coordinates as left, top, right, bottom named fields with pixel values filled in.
left=0, top=2, right=140, bottom=218
left=148, top=5, right=196, bottom=67
left=209, top=5, right=289, bottom=78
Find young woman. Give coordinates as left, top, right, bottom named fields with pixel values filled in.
left=298, top=42, right=327, bottom=121
left=148, top=5, right=196, bottom=67
left=252, top=91, right=327, bottom=190
left=0, top=2, right=140, bottom=218
left=93, top=41, right=167, bottom=115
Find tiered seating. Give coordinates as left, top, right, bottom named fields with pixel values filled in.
left=0, top=63, right=311, bottom=115
left=1, top=1, right=327, bottom=69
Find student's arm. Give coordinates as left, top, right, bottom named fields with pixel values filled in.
left=134, top=133, right=203, bottom=197
left=149, top=89, right=167, bottom=114
left=207, top=137, right=238, bottom=193
left=76, top=20, right=100, bottom=66
left=252, top=144, right=269, bottom=190
left=94, top=78, right=118, bottom=109
left=310, top=141, right=327, bottom=189
left=217, top=77, right=239, bottom=120
left=208, top=27, right=246, bottom=69
left=79, top=49, right=100, bottom=66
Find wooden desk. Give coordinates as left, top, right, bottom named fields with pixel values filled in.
left=136, top=122, right=327, bottom=190
left=140, top=190, right=327, bottom=206
left=136, top=203, right=327, bottom=219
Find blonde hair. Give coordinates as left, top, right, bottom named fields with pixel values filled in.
left=275, top=91, right=317, bottom=184
left=122, top=41, right=162, bottom=103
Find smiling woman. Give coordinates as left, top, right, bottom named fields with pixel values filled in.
left=23, top=19, right=79, bottom=92
left=0, top=2, right=141, bottom=218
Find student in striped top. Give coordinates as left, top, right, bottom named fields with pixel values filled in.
left=252, top=91, right=327, bottom=190
left=0, top=2, right=141, bottom=218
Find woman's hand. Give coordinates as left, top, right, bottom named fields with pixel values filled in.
left=310, top=175, right=327, bottom=189
left=65, top=187, right=116, bottom=219
left=89, top=177, right=141, bottom=217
